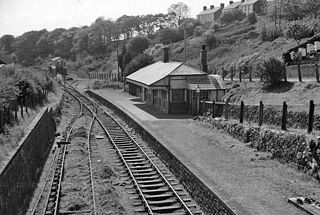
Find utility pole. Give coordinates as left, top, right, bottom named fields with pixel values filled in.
left=184, top=27, right=187, bottom=62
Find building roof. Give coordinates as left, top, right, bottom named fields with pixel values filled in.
left=224, top=1, right=242, bottom=10
left=240, top=0, right=258, bottom=6
left=187, top=75, right=225, bottom=90
left=197, top=7, right=222, bottom=16
left=126, top=61, right=207, bottom=86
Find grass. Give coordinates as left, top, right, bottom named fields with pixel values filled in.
left=224, top=81, right=320, bottom=113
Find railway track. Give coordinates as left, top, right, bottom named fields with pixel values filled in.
left=30, top=88, right=97, bottom=215
left=65, top=85, right=203, bottom=215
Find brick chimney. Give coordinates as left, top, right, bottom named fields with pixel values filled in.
left=163, top=46, right=169, bottom=63
left=203, top=6, right=207, bottom=11
left=200, top=45, right=208, bottom=73
left=241, top=0, right=245, bottom=3
left=220, top=3, right=225, bottom=8
left=210, top=5, right=214, bottom=9
left=229, top=1, right=234, bottom=4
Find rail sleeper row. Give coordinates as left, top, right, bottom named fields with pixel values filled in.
left=66, top=85, right=203, bottom=214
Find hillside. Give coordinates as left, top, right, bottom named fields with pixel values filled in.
left=151, top=21, right=297, bottom=74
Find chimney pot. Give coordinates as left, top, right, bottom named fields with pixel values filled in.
left=241, top=0, right=245, bottom=3
left=203, top=6, right=207, bottom=11
left=229, top=1, right=234, bottom=4
left=163, top=46, right=169, bottom=63
left=210, top=5, right=214, bottom=9
left=220, top=3, right=225, bottom=8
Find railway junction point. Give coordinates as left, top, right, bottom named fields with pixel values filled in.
left=84, top=87, right=320, bottom=215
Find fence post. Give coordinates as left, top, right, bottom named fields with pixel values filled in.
left=20, top=98, right=24, bottom=119
left=281, top=101, right=287, bottom=130
left=316, top=63, right=319, bottom=83
left=239, top=101, right=244, bottom=123
left=15, top=100, right=18, bottom=121
left=308, top=100, right=315, bottom=133
left=297, top=61, right=302, bottom=82
left=249, top=68, right=252, bottom=82
left=212, top=101, right=215, bottom=118
left=25, top=95, right=28, bottom=115
left=0, top=107, right=2, bottom=133
left=258, top=101, right=264, bottom=126
left=202, top=101, right=206, bottom=116
left=224, top=101, right=229, bottom=120
left=239, top=70, right=242, bottom=82
left=284, top=67, right=287, bottom=82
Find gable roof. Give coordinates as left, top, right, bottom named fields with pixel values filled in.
left=198, top=7, right=222, bottom=16
left=240, top=0, right=258, bottom=6
left=224, top=1, right=242, bottom=10
left=126, top=61, right=206, bottom=86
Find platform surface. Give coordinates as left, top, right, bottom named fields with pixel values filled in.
left=87, top=87, right=320, bottom=215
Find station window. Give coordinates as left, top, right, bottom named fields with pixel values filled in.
left=172, top=89, right=185, bottom=102
left=200, top=91, right=210, bottom=101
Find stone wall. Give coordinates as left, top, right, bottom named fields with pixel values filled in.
left=86, top=90, right=238, bottom=215
left=197, top=116, right=320, bottom=180
left=0, top=107, right=56, bottom=215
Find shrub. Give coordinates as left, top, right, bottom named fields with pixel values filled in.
left=204, top=30, right=218, bottom=50
left=219, top=9, right=246, bottom=25
left=257, top=22, right=284, bottom=41
left=194, top=26, right=205, bottom=37
left=125, top=53, right=154, bottom=76
left=248, top=13, right=257, bottom=24
left=127, top=36, right=150, bottom=56
left=259, top=57, right=286, bottom=86
left=285, top=20, right=314, bottom=44
left=158, top=28, right=183, bottom=44
left=209, top=22, right=220, bottom=31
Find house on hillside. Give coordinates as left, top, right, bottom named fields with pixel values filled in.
left=126, top=46, right=225, bottom=114
left=223, top=0, right=243, bottom=13
left=197, top=4, right=225, bottom=23
left=238, top=0, right=265, bottom=15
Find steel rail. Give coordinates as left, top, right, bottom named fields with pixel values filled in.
left=66, top=85, right=194, bottom=215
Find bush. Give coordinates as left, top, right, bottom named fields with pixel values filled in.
left=259, top=57, right=286, bottom=86
left=219, top=9, right=246, bottom=25
left=158, top=28, right=184, bottom=44
left=194, top=26, right=205, bottom=37
left=247, top=13, right=257, bottom=25
left=257, top=22, right=284, bottom=41
left=127, top=36, right=150, bottom=56
left=204, top=30, right=218, bottom=50
left=125, top=53, right=154, bottom=76
left=209, top=22, right=220, bottom=31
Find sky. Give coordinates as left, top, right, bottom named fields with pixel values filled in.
left=0, top=0, right=230, bottom=37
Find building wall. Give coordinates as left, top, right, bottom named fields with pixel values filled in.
left=197, top=9, right=222, bottom=22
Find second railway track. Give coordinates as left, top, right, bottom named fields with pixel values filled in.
left=65, top=85, right=203, bottom=215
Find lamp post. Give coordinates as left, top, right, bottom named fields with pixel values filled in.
left=196, top=84, right=200, bottom=115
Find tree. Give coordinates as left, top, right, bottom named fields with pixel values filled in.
left=139, top=14, right=157, bottom=38
left=14, top=29, right=47, bottom=65
left=303, top=0, right=320, bottom=19
left=54, top=29, right=77, bottom=59
left=126, top=36, right=150, bottom=56
left=204, top=30, right=218, bottom=50
left=117, top=15, right=140, bottom=39
left=125, top=53, right=154, bottom=76
left=118, top=45, right=132, bottom=79
left=259, top=57, right=285, bottom=86
left=158, top=28, right=183, bottom=44
left=0, top=35, right=15, bottom=54
left=168, top=2, right=190, bottom=27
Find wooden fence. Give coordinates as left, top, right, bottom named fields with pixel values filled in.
left=0, top=89, right=48, bottom=133
left=200, top=100, right=316, bottom=133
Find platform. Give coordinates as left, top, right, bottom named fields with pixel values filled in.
left=88, top=88, right=320, bottom=215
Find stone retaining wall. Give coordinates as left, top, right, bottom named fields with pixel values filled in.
left=0, top=107, right=56, bottom=215
left=197, top=116, right=320, bottom=180
left=86, top=90, right=237, bottom=215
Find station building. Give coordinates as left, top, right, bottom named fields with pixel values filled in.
left=126, top=46, right=225, bottom=114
